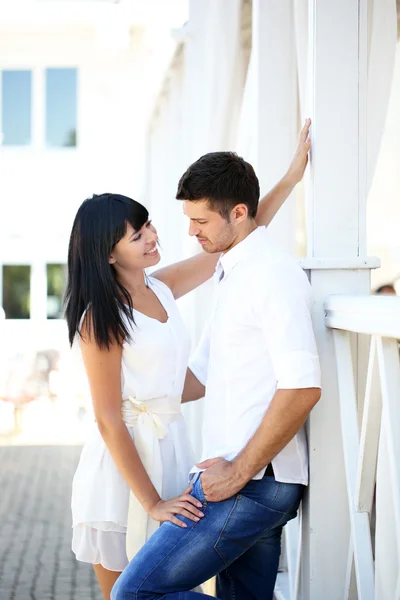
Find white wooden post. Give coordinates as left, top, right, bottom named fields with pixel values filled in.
left=32, top=67, right=45, bottom=149
left=30, top=261, right=47, bottom=321
left=0, top=262, right=3, bottom=309
left=251, top=0, right=298, bottom=255
left=178, top=0, right=244, bottom=340
left=172, top=0, right=244, bottom=456
left=375, top=337, right=400, bottom=599
left=300, top=1, right=375, bottom=598
left=332, top=329, right=374, bottom=599
left=293, top=0, right=308, bottom=122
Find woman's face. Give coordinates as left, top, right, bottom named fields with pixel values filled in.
left=109, top=220, right=160, bottom=271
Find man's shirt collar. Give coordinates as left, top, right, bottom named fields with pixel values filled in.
left=215, top=226, right=267, bottom=282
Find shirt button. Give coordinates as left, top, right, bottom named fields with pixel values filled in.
left=237, top=494, right=242, bottom=499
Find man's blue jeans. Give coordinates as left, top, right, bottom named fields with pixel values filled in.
left=111, top=472, right=304, bottom=600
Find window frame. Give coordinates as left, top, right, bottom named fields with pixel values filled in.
left=0, top=66, right=79, bottom=151
left=0, top=260, right=67, bottom=322
left=46, top=263, right=67, bottom=320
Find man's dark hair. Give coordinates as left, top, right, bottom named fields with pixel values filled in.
left=176, top=151, right=260, bottom=219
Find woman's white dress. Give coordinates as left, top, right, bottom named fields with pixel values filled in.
left=71, top=277, right=196, bottom=572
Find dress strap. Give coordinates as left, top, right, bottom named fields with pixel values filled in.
left=147, top=276, right=174, bottom=301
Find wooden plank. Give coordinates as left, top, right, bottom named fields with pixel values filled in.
left=356, top=336, right=382, bottom=512
left=333, top=330, right=374, bottom=599
left=376, top=338, right=400, bottom=551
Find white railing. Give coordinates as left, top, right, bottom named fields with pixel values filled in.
left=274, top=508, right=302, bottom=600
left=275, top=294, right=400, bottom=600
left=324, top=294, right=400, bottom=600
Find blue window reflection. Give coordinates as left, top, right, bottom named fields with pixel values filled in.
left=46, top=68, right=77, bottom=147
left=2, top=70, right=32, bottom=146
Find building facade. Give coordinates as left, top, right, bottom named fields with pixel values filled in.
left=0, top=0, right=182, bottom=351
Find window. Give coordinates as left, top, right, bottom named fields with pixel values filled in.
left=2, top=265, right=31, bottom=319
left=1, top=70, right=32, bottom=146
left=45, top=68, right=77, bottom=147
left=47, top=264, right=67, bottom=319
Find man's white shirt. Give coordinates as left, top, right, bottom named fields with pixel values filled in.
left=189, top=226, right=321, bottom=485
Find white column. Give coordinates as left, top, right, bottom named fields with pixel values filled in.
left=0, top=263, right=3, bottom=309
left=174, top=0, right=245, bottom=456
left=32, top=67, right=45, bottom=149
left=145, top=52, right=187, bottom=270
left=251, top=0, right=298, bottom=255
left=301, top=1, right=373, bottom=598
left=293, top=0, right=308, bottom=122
left=30, top=261, right=47, bottom=321
left=179, top=0, right=244, bottom=340
left=184, top=0, right=242, bottom=161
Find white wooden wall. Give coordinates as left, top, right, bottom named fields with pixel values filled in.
left=144, top=1, right=398, bottom=597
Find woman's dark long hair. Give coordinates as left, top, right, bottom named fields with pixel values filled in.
left=64, top=193, right=149, bottom=349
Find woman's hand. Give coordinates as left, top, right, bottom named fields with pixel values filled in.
left=285, top=118, right=311, bottom=186
left=148, top=486, right=205, bottom=528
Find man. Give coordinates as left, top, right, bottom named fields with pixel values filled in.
left=112, top=144, right=321, bottom=600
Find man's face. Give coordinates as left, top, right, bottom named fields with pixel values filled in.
left=183, top=199, right=236, bottom=254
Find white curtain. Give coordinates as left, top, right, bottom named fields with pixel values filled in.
left=367, top=0, right=397, bottom=191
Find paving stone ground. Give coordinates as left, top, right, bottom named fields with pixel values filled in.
left=0, top=445, right=102, bottom=600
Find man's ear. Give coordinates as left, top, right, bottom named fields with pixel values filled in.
left=232, top=204, right=249, bottom=224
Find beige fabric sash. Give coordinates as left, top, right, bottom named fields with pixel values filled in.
left=122, top=395, right=181, bottom=560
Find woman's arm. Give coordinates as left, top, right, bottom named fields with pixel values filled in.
left=182, top=368, right=205, bottom=403
left=80, top=315, right=161, bottom=513
left=80, top=316, right=203, bottom=526
left=153, top=120, right=311, bottom=299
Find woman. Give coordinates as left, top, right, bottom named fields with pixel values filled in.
left=66, top=124, right=311, bottom=600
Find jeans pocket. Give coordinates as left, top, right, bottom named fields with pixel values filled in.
left=214, top=494, right=286, bottom=566
left=190, top=472, right=207, bottom=506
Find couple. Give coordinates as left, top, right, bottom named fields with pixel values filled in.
left=66, top=120, right=321, bottom=600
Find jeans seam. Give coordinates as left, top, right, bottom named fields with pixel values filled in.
left=225, top=567, right=237, bottom=600
left=241, top=492, right=286, bottom=516
left=214, top=495, right=241, bottom=565
left=270, top=481, right=281, bottom=506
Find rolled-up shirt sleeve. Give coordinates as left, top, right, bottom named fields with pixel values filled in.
left=257, top=261, right=321, bottom=390
left=189, top=318, right=211, bottom=386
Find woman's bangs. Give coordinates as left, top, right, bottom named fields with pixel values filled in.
left=109, top=196, right=149, bottom=247
left=125, top=199, right=149, bottom=234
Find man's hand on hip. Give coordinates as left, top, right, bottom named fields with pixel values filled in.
left=196, top=457, right=247, bottom=502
